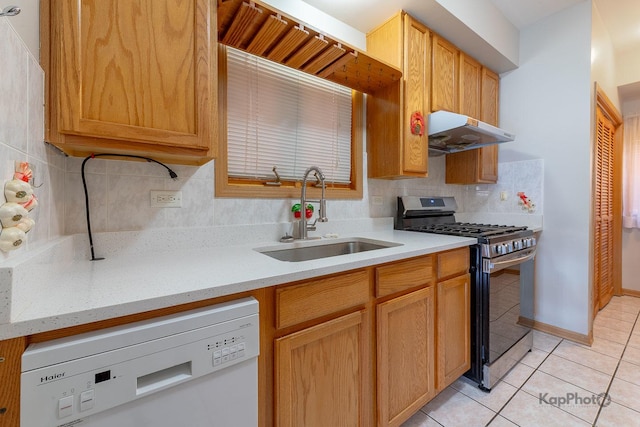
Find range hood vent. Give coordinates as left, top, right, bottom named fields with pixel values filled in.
left=428, top=111, right=515, bottom=155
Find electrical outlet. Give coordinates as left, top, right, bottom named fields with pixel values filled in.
left=150, top=190, right=182, bottom=208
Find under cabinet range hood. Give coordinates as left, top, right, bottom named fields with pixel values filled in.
left=427, top=111, right=515, bottom=155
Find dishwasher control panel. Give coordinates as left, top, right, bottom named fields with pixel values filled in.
left=21, top=297, right=259, bottom=427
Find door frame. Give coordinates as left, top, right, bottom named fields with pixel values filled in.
left=592, top=83, right=623, bottom=320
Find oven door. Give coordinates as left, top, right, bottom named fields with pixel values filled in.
left=466, top=245, right=536, bottom=390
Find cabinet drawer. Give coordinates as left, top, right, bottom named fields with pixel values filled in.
left=276, top=270, right=370, bottom=329
left=376, top=256, right=434, bottom=298
left=437, top=247, right=470, bottom=279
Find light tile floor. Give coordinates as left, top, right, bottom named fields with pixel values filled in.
left=402, top=295, right=640, bottom=427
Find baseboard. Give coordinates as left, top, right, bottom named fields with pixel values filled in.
left=518, top=316, right=592, bottom=346
left=622, top=288, right=640, bottom=298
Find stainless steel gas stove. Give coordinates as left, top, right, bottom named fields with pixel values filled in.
left=395, top=196, right=536, bottom=391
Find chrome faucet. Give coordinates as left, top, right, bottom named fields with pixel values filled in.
left=293, top=166, right=328, bottom=239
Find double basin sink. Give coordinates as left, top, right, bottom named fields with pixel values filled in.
left=255, top=237, right=402, bottom=262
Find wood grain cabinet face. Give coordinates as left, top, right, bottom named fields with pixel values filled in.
left=437, top=274, right=471, bottom=389
left=431, top=35, right=459, bottom=113
left=377, top=287, right=436, bottom=427
left=366, top=12, right=429, bottom=178
left=275, top=311, right=368, bottom=427
left=458, top=53, right=481, bottom=119
left=41, top=0, right=216, bottom=165
left=445, top=66, right=500, bottom=184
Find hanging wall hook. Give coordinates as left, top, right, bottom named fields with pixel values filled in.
left=0, top=5, right=21, bottom=17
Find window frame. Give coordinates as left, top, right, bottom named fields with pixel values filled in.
left=215, top=45, right=363, bottom=200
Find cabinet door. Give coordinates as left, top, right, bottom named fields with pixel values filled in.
left=51, top=0, right=214, bottom=154
left=478, top=68, right=500, bottom=182
left=431, top=35, right=459, bottom=113
left=480, top=68, right=499, bottom=126
left=437, top=274, right=471, bottom=389
left=402, top=15, right=430, bottom=174
left=445, top=66, right=499, bottom=184
left=377, top=287, right=436, bottom=427
left=458, top=53, right=481, bottom=118
left=275, top=311, right=368, bottom=427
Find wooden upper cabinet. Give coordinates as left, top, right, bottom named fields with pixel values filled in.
left=366, top=12, right=429, bottom=179
left=41, top=0, right=217, bottom=165
left=431, top=35, right=459, bottom=113
left=445, top=66, right=500, bottom=184
left=458, top=53, right=481, bottom=118
left=481, top=68, right=500, bottom=126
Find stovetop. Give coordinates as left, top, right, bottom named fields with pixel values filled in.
left=404, top=222, right=529, bottom=238
left=395, top=196, right=532, bottom=242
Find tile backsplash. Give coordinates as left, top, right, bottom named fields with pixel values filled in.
left=0, top=19, right=65, bottom=262
left=0, top=17, right=544, bottom=262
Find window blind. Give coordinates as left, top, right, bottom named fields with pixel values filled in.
left=226, top=47, right=353, bottom=184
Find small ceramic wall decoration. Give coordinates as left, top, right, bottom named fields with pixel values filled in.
left=14, top=161, right=33, bottom=182
left=0, top=226, right=26, bottom=252
left=410, top=111, right=425, bottom=136
left=0, top=161, right=38, bottom=252
left=0, top=202, right=29, bottom=228
left=4, top=178, right=33, bottom=203
left=291, top=203, right=314, bottom=219
left=517, top=192, right=536, bottom=213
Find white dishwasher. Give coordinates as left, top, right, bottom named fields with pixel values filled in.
left=20, top=297, right=259, bottom=427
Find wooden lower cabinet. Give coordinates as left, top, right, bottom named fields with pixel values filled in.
left=0, top=337, right=26, bottom=426
left=275, top=310, right=368, bottom=427
left=2, top=251, right=471, bottom=427
left=377, top=287, right=436, bottom=427
left=437, top=274, right=471, bottom=389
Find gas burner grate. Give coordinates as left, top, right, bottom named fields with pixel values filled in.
left=405, top=222, right=528, bottom=238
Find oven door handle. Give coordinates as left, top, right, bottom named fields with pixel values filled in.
left=483, top=248, right=537, bottom=273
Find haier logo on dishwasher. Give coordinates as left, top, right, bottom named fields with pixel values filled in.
left=40, top=371, right=65, bottom=383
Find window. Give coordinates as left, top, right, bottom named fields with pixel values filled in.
left=216, top=45, right=363, bottom=199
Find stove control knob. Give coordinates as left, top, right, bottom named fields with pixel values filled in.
left=494, top=244, right=502, bottom=255
left=514, top=240, right=523, bottom=250
left=506, top=242, right=513, bottom=253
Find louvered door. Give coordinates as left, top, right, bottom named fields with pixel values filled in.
left=594, top=107, right=615, bottom=310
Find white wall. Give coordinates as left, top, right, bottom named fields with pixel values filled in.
left=500, top=1, right=593, bottom=335
left=4, top=0, right=39, bottom=59
left=621, top=99, right=640, bottom=292
left=591, top=2, right=619, bottom=108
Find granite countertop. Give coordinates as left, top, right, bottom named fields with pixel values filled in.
left=0, top=223, right=476, bottom=340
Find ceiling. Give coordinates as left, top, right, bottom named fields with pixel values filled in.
left=301, top=0, right=639, bottom=53
left=302, top=0, right=640, bottom=101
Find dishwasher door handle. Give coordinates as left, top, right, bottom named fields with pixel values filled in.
left=137, top=361, right=193, bottom=396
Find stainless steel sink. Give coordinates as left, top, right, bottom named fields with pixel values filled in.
left=255, top=238, right=402, bottom=262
